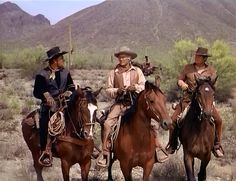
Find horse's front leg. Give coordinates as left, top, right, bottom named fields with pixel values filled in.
left=198, top=154, right=211, bottom=181
left=61, top=159, right=71, bottom=181
left=108, top=156, right=115, bottom=181
left=33, top=153, right=44, bottom=181
left=143, top=158, right=155, bottom=181
left=80, top=158, right=91, bottom=181
left=120, top=161, right=132, bottom=181
left=184, top=152, right=195, bottom=181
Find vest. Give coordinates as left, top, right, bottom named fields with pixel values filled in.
left=39, top=68, right=69, bottom=97
left=113, top=67, right=139, bottom=88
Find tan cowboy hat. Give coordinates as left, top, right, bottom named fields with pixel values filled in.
left=195, top=47, right=212, bottom=57
left=44, top=46, right=68, bottom=61
left=114, top=46, right=137, bottom=59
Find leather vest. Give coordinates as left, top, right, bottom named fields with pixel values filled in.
left=39, top=68, right=69, bottom=97
left=113, top=67, right=139, bottom=88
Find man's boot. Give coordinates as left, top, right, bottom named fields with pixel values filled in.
left=154, top=137, right=169, bottom=163
left=39, top=135, right=53, bottom=167
left=213, top=129, right=224, bottom=158
left=97, top=128, right=111, bottom=167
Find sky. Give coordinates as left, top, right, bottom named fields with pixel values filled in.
left=0, top=0, right=105, bottom=24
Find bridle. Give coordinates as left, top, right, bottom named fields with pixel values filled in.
left=144, top=89, right=162, bottom=123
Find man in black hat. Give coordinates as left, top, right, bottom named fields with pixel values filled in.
left=33, top=46, right=75, bottom=166
left=166, top=47, right=224, bottom=157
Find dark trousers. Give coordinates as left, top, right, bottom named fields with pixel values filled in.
left=39, top=105, right=51, bottom=151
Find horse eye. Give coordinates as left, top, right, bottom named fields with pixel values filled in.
left=150, top=100, right=154, bottom=103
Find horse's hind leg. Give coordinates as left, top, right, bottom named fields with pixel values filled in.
left=61, top=159, right=71, bottom=181
left=198, top=155, right=210, bottom=181
left=80, top=158, right=91, bottom=181
left=184, top=153, right=195, bottom=181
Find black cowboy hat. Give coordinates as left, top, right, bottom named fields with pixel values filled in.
left=44, top=46, right=68, bottom=61
left=195, top=47, right=212, bottom=57
left=114, top=46, right=137, bottom=59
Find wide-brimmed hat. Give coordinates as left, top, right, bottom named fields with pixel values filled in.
left=195, top=47, right=211, bottom=57
left=114, top=46, right=137, bottom=59
left=44, top=46, right=68, bottom=61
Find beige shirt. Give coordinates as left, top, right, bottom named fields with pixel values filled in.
left=178, top=63, right=217, bottom=91
left=106, top=65, right=146, bottom=99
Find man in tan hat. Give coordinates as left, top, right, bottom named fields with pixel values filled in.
left=33, top=46, right=75, bottom=166
left=166, top=47, right=224, bottom=157
left=97, top=46, right=168, bottom=167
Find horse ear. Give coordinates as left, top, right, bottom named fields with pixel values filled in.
left=211, top=76, right=218, bottom=85
left=77, top=87, right=84, bottom=97
left=155, top=75, right=161, bottom=87
left=145, top=81, right=151, bottom=90
left=94, top=87, right=103, bottom=97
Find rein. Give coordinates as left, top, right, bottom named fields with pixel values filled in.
left=144, top=89, right=161, bottom=122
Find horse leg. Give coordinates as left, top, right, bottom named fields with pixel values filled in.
left=61, top=159, right=71, bottom=181
left=120, top=162, right=132, bottom=181
left=143, top=159, right=155, bottom=181
left=198, top=155, right=210, bottom=181
left=32, top=153, right=44, bottom=181
left=80, top=159, right=91, bottom=181
left=184, top=153, right=195, bottom=181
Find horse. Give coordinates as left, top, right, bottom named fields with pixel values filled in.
left=179, top=77, right=217, bottom=181
left=22, top=87, right=101, bottom=181
left=106, top=81, right=172, bottom=181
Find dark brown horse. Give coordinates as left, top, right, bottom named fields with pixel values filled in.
left=179, top=77, right=217, bottom=181
left=22, top=87, right=101, bottom=181
left=107, top=81, right=172, bottom=181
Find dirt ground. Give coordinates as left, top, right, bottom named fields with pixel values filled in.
left=0, top=69, right=235, bottom=181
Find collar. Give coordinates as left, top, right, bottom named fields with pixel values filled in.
left=114, top=64, right=136, bottom=73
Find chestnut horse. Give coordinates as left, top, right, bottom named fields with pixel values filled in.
left=22, top=87, right=101, bottom=181
left=179, top=77, right=217, bottom=181
left=107, top=81, right=172, bottom=181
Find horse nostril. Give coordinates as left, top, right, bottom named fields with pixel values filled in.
left=162, top=121, right=168, bottom=129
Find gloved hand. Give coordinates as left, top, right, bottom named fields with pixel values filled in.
left=63, top=90, right=72, bottom=97
left=178, top=80, right=189, bottom=91
left=43, top=92, right=55, bottom=107
left=117, top=88, right=125, bottom=95
left=126, top=85, right=136, bottom=92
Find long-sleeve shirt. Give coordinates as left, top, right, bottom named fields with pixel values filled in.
left=178, top=63, right=217, bottom=91
left=33, top=67, right=75, bottom=100
left=106, top=65, right=146, bottom=99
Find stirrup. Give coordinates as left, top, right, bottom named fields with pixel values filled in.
left=38, top=150, right=53, bottom=167
left=96, top=152, right=110, bottom=168
left=213, top=145, right=224, bottom=158
left=155, top=147, right=169, bottom=163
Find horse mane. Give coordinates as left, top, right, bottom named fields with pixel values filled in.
left=121, top=91, right=143, bottom=124
left=121, top=81, right=163, bottom=124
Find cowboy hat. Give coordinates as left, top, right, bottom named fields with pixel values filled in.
left=195, top=47, right=212, bottom=57
left=114, top=46, right=137, bottom=59
left=44, top=46, right=68, bottom=61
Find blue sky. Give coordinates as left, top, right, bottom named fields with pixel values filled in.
left=0, top=0, right=105, bottom=24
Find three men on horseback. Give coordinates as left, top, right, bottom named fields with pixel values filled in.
left=33, top=46, right=75, bottom=166
left=97, top=46, right=168, bottom=167
left=166, top=47, right=224, bottom=158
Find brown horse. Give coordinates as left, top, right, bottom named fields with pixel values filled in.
left=107, top=81, right=172, bottom=181
left=22, top=87, right=101, bottom=181
left=179, top=77, right=217, bottom=181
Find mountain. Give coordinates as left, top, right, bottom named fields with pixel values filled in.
left=1, top=0, right=236, bottom=53
left=0, top=2, right=50, bottom=43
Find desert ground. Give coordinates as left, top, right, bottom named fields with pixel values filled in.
left=0, top=69, right=235, bottom=181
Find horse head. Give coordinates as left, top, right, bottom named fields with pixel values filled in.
left=141, top=81, right=172, bottom=130
left=68, top=86, right=102, bottom=139
left=195, top=75, right=217, bottom=120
